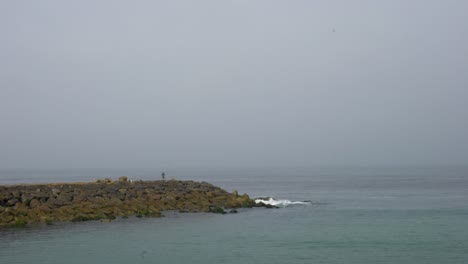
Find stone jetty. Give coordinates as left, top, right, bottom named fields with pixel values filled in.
left=0, top=177, right=256, bottom=227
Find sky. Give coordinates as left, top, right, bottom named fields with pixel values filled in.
left=1, top=0, right=467, bottom=168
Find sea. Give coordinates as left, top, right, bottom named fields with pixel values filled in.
left=0, top=166, right=467, bottom=264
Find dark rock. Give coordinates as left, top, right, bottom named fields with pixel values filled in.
left=255, top=201, right=279, bottom=209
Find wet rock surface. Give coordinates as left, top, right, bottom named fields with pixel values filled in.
left=0, top=179, right=256, bottom=227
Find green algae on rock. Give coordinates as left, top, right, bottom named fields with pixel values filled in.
left=0, top=179, right=256, bottom=227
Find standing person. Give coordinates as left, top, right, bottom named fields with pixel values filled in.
left=161, top=172, right=165, bottom=180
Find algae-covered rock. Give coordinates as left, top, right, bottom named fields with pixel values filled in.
left=209, top=206, right=226, bottom=214
left=10, top=217, right=27, bottom=227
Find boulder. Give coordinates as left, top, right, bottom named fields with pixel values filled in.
left=0, top=210, right=14, bottom=223
left=6, top=198, right=19, bottom=206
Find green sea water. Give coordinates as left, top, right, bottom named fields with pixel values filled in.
left=1, top=167, right=467, bottom=263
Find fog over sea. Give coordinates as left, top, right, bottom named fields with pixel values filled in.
left=2, top=0, right=468, bottom=263
left=1, top=166, right=467, bottom=264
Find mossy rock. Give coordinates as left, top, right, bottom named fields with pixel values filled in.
left=209, top=206, right=226, bottom=214
left=136, top=207, right=161, bottom=218
left=10, top=218, right=27, bottom=228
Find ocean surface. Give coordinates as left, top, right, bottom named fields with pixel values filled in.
left=1, top=167, right=467, bottom=264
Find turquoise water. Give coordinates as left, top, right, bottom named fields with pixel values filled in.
left=1, top=167, right=468, bottom=263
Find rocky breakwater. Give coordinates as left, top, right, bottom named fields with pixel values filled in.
left=0, top=178, right=256, bottom=227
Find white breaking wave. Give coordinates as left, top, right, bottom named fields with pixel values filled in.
left=254, top=197, right=312, bottom=207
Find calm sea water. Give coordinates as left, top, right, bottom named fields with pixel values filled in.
left=1, top=167, right=467, bottom=264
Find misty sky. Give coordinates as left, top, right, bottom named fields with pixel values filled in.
left=1, top=0, right=467, bottom=168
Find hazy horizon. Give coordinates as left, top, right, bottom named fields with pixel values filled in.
left=1, top=1, right=468, bottom=169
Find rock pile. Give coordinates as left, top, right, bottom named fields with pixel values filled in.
left=0, top=179, right=256, bottom=227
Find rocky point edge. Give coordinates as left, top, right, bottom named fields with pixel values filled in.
left=0, top=177, right=257, bottom=227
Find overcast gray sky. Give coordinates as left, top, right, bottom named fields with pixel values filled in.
left=1, top=0, right=467, bottom=168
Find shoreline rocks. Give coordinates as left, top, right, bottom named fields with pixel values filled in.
left=0, top=179, right=257, bottom=227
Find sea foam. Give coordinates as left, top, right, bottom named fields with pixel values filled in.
left=254, top=197, right=312, bottom=208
